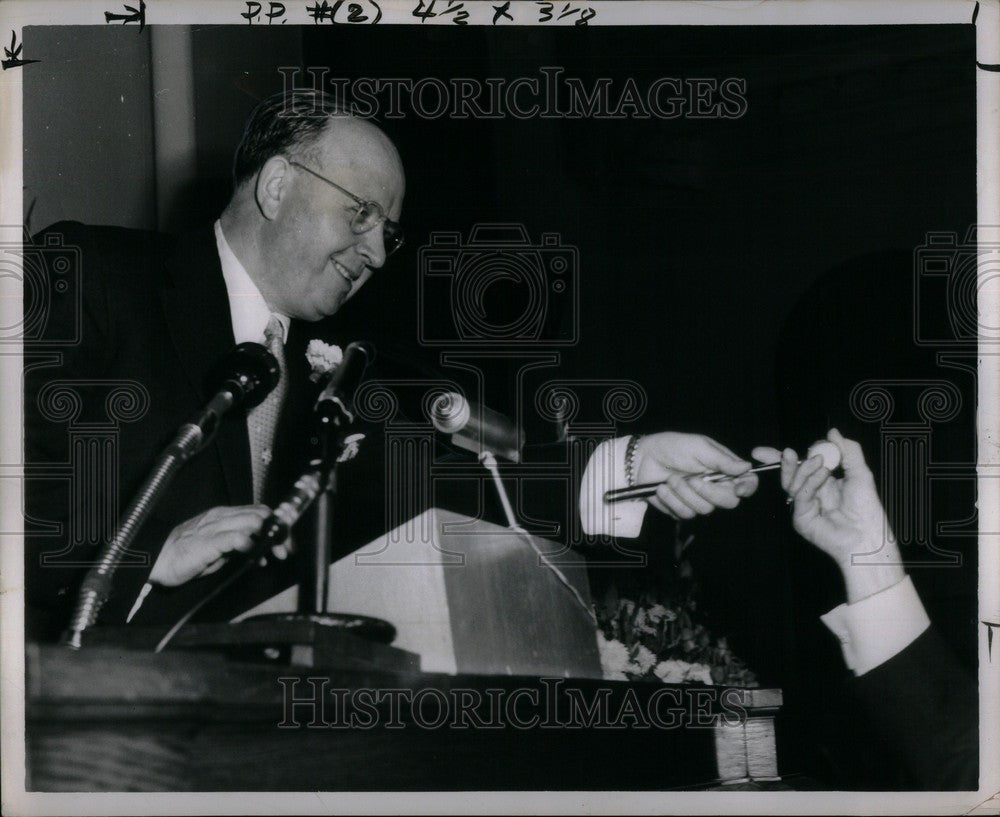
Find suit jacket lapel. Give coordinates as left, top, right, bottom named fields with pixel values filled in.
left=159, top=229, right=252, bottom=506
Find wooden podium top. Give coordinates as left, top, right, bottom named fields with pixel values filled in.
left=26, top=643, right=782, bottom=792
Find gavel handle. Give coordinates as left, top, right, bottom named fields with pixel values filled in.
left=603, top=462, right=782, bottom=503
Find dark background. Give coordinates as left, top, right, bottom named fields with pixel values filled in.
left=24, top=23, right=979, bottom=788
left=299, top=25, right=979, bottom=787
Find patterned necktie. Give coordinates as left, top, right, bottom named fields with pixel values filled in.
left=247, top=314, right=287, bottom=503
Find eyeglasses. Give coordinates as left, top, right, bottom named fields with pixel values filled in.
left=288, top=160, right=404, bottom=257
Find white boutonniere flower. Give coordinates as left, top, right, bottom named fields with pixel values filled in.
left=306, top=340, right=343, bottom=382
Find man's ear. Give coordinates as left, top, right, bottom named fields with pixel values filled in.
left=255, top=156, right=291, bottom=221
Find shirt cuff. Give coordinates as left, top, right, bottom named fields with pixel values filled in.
left=820, top=575, right=931, bottom=676
left=579, top=436, right=649, bottom=538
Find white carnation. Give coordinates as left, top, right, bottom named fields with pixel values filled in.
left=306, top=340, right=343, bottom=382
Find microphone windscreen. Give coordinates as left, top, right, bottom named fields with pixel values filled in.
left=429, top=391, right=471, bottom=435
left=430, top=392, right=522, bottom=462
left=221, top=342, right=281, bottom=409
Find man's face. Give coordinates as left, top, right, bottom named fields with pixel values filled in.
left=258, top=121, right=405, bottom=321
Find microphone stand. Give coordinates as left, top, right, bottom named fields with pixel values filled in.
left=235, top=391, right=395, bottom=666
left=297, top=402, right=346, bottom=616
left=62, top=342, right=280, bottom=648
left=151, top=427, right=348, bottom=655
left=63, top=415, right=217, bottom=649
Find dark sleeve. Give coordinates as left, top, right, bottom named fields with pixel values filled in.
left=852, top=626, right=978, bottom=790
left=23, top=222, right=115, bottom=639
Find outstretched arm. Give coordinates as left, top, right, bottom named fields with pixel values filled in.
left=755, top=429, right=977, bottom=790
left=580, top=431, right=758, bottom=537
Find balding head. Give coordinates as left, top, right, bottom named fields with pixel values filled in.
left=307, top=115, right=405, bottom=215
left=222, top=91, right=406, bottom=321
left=232, top=90, right=403, bottom=195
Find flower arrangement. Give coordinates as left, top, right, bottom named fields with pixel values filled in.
left=593, top=527, right=758, bottom=687
left=306, top=339, right=343, bottom=382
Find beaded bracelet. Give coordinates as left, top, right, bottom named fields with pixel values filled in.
left=625, top=434, right=643, bottom=489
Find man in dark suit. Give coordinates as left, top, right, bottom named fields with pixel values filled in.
left=24, top=90, right=759, bottom=640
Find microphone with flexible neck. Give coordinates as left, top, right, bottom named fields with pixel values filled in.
left=63, top=342, right=281, bottom=648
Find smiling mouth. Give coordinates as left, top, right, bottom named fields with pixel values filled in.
left=333, top=260, right=356, bottom=284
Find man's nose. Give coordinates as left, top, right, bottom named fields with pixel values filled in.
left=356, top=224, right=387, bottom=269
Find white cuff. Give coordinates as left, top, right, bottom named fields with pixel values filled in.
left=820, top=575, right=931, bottom=676
left=579, top=436, right=648, bottom=538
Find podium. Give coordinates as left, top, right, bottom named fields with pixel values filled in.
left=26, top=645, right=783, bottom=791
left=26, top=510, right=784, bottom=790
left=238, top=508, right=602, bottom=677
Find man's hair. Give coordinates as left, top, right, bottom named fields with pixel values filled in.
left=232, top=89, right=352, bottom=188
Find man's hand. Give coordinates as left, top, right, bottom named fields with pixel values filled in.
left=753, top=428, right=905, bottom=603
left=149, top=505, right=271, bottom=587
left=635, top=432, right=758, bottom=520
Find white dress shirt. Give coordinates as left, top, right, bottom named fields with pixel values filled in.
left=214, top=220, right=289, bottom=344
left=579, top=436, right=649, bottom=538
left=820, top=575, right=930, bottom=675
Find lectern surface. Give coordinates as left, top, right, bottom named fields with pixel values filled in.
left=240, top=508, right=602, bottom=677
left=26, top=644, right=782, bottom=792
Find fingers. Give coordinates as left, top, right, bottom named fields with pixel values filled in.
left=195, top=529, right=259, bottom=566
left=704, top=436, right=742, bottom=462
left=827, top=428, right=875, bottom=483
left=691, top=475, right=744, bottom=509
left=732, top=472, right=759, bottom=498
left=704, top=448, right=753, bottom=477
left=194, top=506, right=269, bottom=537
left=223, top=529, right=261, bottom=554
left=751, top=446, right=782, bottom=466
left=779, top=447, right=798, bottom=492
left=788, top=452, right=825, bottom=496
left=653, top=470, right=748, bottom=519
left=815, top=474, right=841, bottom=514
left=669, top=473, right=718, bottom=514
left=795, top=459, right=832, bottom=506
left=780, top=446, right=836, bottom=514
left=655, top=475, right=705, bottom=519
left=645, top=492, right=674, bottom=517
left=201, top=556, right=228, bottom=577
left=152, top=504, right=271, bottom=587
left=684, top=434, right=752, bottom=476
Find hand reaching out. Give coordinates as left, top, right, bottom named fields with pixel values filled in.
left=753, top=428, right=905, bottom=603
left=636, top=432, right=759, bottom=520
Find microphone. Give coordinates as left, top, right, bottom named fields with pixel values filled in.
left=429, top=392, right=523, bottom=463
left=313, top=341, right=374, bottom=427
left=64, top=343, right=281, bottom=647
left=188, top=342, right=281, bottom=437
left=244, top=469, right=326, bottom=568
left=226, top=343, right=373, bottom=575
